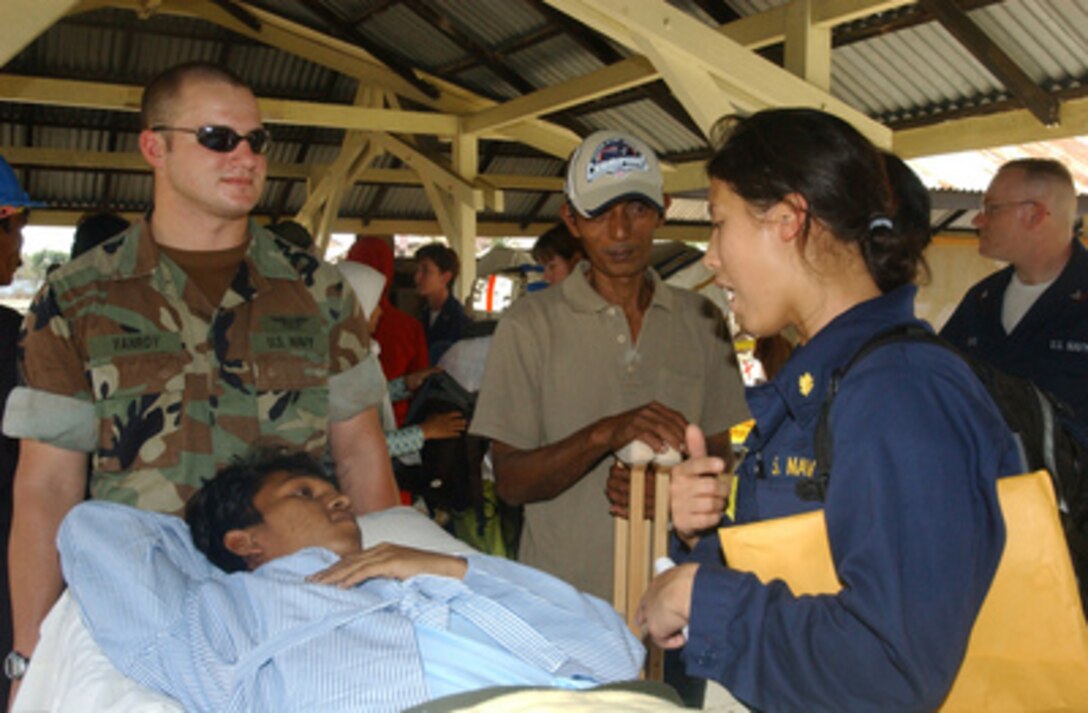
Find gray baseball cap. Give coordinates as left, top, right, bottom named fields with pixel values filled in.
left=564, top=130, right=665, bottom=218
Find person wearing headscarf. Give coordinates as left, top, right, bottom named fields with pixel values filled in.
left=338, top=262, right=464, bottom=463
left=346, top=236, right=430, bottom=426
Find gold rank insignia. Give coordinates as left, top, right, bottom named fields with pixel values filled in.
left=799, top=372, right=814, bottom=397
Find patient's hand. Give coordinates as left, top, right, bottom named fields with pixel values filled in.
left=308, top=543, right=467, bottom=588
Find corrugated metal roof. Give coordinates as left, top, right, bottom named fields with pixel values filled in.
left=579, top=100, right=705, bottom=156
left=487, top=191, right=543, bottom=220
left=337, top=182, right=384, bottom=215
left=484, top=155, right=564, bottom=179
left=452, top=66, right=521, bottom=101
left=432, top=0, right=547, bottom=48
left=723, top=0, right=786, bottom=16
left=835, top=25, right=1002, bottom=123
left=973, top=0, right=1088, bottom=86
left=358, top=4, right=466, bottom=70
left=507, top=35, right=607, bottom=90
left=531, top=193, right=565, bottom=221
left=377, top=186, right=433, bottom=219
left=835, top=1, right=1088, bottom=124
left=668, top=197, right=709, bottom=223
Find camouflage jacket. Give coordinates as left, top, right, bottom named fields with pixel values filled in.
left=6, top=218, right=383, bottom=513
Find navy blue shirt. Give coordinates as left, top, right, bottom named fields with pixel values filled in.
left=420, top=295, right=468, bottom=364
left=679, top=286, right=1022, bottom=713
left=940, top=239, right=1088, bottom=440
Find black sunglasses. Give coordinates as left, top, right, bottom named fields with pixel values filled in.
left=151, top=125, right=272, bottom=155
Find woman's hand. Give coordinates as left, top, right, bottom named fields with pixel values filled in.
left=405, top=367, right=442, bottom=392
left=671, top=424, right=731, bottom=549
left=637, top=563, right=699, bottom=649
left=308, top=543, right=467, bottom=588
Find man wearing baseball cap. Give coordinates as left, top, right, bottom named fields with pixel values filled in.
left=471, top=131, right=748, bottom=608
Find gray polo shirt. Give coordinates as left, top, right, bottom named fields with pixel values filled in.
left=470, top=263, right=749, bottom=599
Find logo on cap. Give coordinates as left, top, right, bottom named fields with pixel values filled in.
left=585, top=138, right=649, bottom=184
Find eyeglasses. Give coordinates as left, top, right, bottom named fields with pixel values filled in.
left=151, top=125, right=272, bottom=155
left=979, top=200, right=1036, bottom=218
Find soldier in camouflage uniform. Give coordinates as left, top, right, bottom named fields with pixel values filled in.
left=2, top=62, right=398, bottom=682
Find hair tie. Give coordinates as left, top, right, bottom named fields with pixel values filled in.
left=868, top=216, right=893, bottom=232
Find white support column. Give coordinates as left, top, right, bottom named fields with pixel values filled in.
left=449, top=133, right=478, bottom=303
left=421, top=178, right=456, bottom=240
left=784, top=0, right=832, bottom=91
left=314, top=143, right=380, bottom=253
left=295, top=85, right=383, bottom=250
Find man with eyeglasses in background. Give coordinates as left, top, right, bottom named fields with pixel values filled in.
left=2, top=62, right=397, bottom=701
left=942, top=158, right=1088, bottom=438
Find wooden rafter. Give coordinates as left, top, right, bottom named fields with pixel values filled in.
left=0, top=0, right=80, bottom=66
left=405, top=0, right=537, bottom=97
left=688, top=0, right=741, bottom=26
left=915, top=0, right=1059, bottom=127
left=832, top=0, right=1000, bottom=46
left=295, top=0, right=439, bottom=99
left=546, top=0, right=890, bottom=146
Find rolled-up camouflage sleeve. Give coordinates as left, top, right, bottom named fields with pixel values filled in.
left=2, top=281, right=97, bottom=451
left=328, top=353, right=386, bottom=421
left=326, top=274, right=385, bottom=420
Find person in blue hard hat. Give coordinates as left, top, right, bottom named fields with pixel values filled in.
left=0, top=157, right=37, bottom=286
left=0, top=154, right=40, bottom=703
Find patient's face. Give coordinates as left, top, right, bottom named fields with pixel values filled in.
left=244, top=471, right=362, bottom=565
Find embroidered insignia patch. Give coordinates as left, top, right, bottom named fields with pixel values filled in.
left=585, top=138, right=648, bottom=183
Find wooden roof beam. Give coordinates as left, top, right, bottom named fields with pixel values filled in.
left=547, top=0, right=891, bottom=147
left=405, top=0, right=537, bottom=97
left=465, top=0, right=911, bottom=137
left=894, top=95, right=1088, bottom=158
left=1, top=145, right=562, bottom=192
left=90, top=0, right=580, bottom=160
left=95, top=0, right=437, bottom=104
left=915, top=0, right=1059, bottom=127
left=299, top=0, right=439, bottom=99
left=0, top=0, right=80, bottom=66
left=0, top=74, right=459, bottom=135
left=785, top=0, right=832, bottom=92
left=461, top=57, right=656, bottom=135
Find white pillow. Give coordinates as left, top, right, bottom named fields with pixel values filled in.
left=358, top=505, right=478, bottom=555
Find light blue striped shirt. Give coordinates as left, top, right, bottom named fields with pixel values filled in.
left=59, top=502, right=643, bottom=713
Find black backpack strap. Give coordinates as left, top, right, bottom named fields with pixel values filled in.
left=799, top=323, right=939, bottom=503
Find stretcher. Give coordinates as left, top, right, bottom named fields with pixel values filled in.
left=14, top=506, right=691, bottom=712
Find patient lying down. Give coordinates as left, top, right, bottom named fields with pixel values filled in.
left=58, top=448, right=643, bottom=713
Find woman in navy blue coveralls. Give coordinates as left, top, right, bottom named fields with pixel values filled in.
left=637, top=109, right=1022, bottom=713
